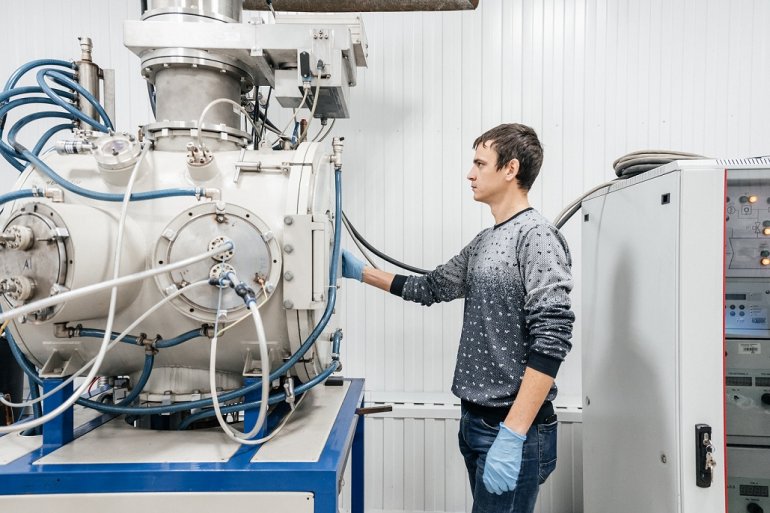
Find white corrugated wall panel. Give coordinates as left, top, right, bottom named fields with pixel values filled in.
left=3, top=1, right=770, bottom=512
left=342, top=405, right=583, bottom=513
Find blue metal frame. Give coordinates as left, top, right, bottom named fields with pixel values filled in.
left=42, top=378, right=74, bottom=453
left=0, top=378, right=365, bottom=513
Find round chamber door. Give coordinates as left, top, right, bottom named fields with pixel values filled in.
left=0, top=204, right=68, bottom=320
left=154, top=202, right=282, bottom=322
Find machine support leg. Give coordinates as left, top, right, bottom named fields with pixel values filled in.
left=243, top=377, right=267, bottom=439
left=42, top=378, right=74, bottom=453
left=352, top=408, right=365, bottom=513
left=316, top=488, right=338, bottom=513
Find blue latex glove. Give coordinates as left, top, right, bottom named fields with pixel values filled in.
left=341, top=249, right=365, bottom=282
left=482, top=423, right=527, bottom=495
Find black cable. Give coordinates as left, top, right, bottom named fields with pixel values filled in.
left=251, top=100, right=259, bottom=144
left=146, top=82, right=156, bottom=118
left=342, top=211, right=429, bottom=275
left=259, top=87, right=273, bottom=143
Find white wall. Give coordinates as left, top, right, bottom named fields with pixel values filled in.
left=2, top=1, right=770, bottom=512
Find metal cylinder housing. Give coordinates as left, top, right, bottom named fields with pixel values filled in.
left=139, top=1, right=253, bottom=150
left=143, top=0, right=243, bottom=23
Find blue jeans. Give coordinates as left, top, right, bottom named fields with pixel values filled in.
left=458, top=406, right=558, bottom=513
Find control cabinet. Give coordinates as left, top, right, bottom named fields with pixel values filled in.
left=583, top=158, right=770, bottom=513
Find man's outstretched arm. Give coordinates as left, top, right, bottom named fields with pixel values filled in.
left=341, top=250, right=395, bottom=291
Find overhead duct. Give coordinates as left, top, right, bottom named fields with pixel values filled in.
left=243, top=0, right=479, bottom=12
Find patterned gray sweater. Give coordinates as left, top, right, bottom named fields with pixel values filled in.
left=390, top=208, right=574, bottom=407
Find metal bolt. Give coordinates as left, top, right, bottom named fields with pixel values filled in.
left=284, top=271, right=294, bottom=281
left=285, top=244, right=294, bottom=254
left=283, top=300, right=294, bottom=309
left=284, top=216, right=293, bottom=225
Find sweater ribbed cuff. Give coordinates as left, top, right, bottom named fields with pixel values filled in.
left=527, top=352, right=562, bottom=378
left=390, top=274, right=408, bottom=296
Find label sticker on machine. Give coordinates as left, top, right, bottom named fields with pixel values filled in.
left=738, top=343, right=762, bottom=355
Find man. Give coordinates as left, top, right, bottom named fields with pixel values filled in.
left=341, top=123, right=574, bottom=513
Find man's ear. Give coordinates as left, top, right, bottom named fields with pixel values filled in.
left=504, top=159, right=520, bottom=182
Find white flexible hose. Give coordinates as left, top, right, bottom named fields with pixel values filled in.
left=553, top=179, right=615, bottom=227
left=0, top=244, right=232, bottom=324
left=275, top=87, right=311, bottom=143
left=296, top=78, right=322, bottom=145
left=250, top=391, right=307, bottom=444
left=196, top=98, right=260, bottom=149
left=209, top=290, right=272, bottom=445
left=1, top=280, right=209, bottom=409
left=0, top=143, right=148, bottom=434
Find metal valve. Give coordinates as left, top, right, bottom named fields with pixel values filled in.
left=331, top=136, right=344, bottom=169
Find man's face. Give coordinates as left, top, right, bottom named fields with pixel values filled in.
left=467, top=141, right=512, bottom=204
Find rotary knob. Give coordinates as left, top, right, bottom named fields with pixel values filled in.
left=747, top=503, right=764, bottom=513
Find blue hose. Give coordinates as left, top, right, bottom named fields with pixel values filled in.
left=115, top=353, right=154, bottom=406
left=2, top=112, right=74, bottom=169
left=77, top=327, right=205, bottom=349
left=32, top=123, right=74, bottom=156
left=0, top=86, right=76, bottom=104
left=19, top=377, right=43, bottom=436
left=0, top=104, right=73, bottom=169
left=0, top=59, right=75, bottom=157
left=36, top=69, right=112, bottom=132
left=18, top=148, right=201, bottom=203
left=0, top=97, right=61, bottom=120
left=155, top=329, right=205, bottom=349
left=4, top=109, right=74, bottom=160
left=179, top=357, right=341, bottom=429
left=0, top=189, right=37, bottom=208
left=3, top=59, right=74, bottom=92
left=0, top=151, right=24, bottom=172
left=28, top=379, right=43, bottom=420
left=258, top=167, right=343, bottom=380
left=78, top=328, right=140, bottom=346
left=3, top=323, right=153, bottom=412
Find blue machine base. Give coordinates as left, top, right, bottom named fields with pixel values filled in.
left=0, top=378, right=365, bottom=513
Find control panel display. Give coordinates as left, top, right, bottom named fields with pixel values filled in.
left=740, top=485, right=769, bottom=498
left=725, top=281, right=770, bottom=337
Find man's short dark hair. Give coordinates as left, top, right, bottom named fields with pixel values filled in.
left=472, top=123, right=543, bottom=191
